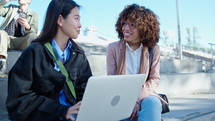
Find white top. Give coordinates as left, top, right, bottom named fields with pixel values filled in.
left=125, top=42, right=143, bottom=74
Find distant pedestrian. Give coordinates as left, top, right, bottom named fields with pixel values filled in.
left=0, top=0, right=38, bottom=74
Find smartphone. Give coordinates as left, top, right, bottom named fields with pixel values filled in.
left=19, top=12, right=27, bottom=19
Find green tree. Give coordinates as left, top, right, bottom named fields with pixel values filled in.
left=186, top=27, right=192, bottom=45
left=192, top=26, right=201, bottom=45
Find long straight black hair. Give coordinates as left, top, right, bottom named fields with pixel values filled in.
left=34, top=0, right=80, bottom=43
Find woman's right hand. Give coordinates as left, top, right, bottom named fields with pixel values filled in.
left=130, top=102, right=140, bottom=120
left=65, top=101, right=81, bottom=121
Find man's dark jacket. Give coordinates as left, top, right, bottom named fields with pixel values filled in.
left=6, top=40, right=92, bottom=121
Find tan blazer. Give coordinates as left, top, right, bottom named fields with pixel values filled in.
left=106, top=41, right=160, bottom=101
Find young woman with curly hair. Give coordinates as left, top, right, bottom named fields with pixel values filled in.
left=107, top=4, right=162, bottom=121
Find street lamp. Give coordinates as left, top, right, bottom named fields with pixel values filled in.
left=176, top=0, right=182, bottom=60
left=208, top=43, right=215, bottom=66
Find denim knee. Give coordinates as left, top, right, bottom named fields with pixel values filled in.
left=138, top=96, right=162, bottom=121
left=141, top=96, right=162, bottom=110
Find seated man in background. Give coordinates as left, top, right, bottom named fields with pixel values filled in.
left=0, top=0, right=38, bottom=74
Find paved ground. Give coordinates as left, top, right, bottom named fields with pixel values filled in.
left=162, top=93, right=215, bottom=121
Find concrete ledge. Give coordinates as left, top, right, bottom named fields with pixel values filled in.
left=6, top=50, right=22, bottom=73
left=158, top=73, right=215, bottom=96
left=87, top=55, right=106, bottom=76
left=87, top=55, right=204, bottom=76
left=160, top=58, right=203, bottom=73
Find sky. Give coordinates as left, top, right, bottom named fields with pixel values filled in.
left=1, top=0, right=215, bottom=48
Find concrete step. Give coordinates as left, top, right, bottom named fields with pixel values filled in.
left=5, top=50, right=22, bottom=74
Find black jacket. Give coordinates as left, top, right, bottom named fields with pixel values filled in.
left=6, top=40, right=92, bottom=121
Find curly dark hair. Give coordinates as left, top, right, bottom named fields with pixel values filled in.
left=115, top=4, right=160, bottom=47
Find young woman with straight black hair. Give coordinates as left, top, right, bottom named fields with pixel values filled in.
left=6, top=0, right=92, bottom=121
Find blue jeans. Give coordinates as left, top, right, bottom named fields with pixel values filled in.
left=122, top=96, right=162, bottom=121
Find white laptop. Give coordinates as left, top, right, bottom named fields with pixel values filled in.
left=76, top=74, right=147, bottom=121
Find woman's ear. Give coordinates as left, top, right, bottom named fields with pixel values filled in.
left=57, top=15, right=63, bottom=27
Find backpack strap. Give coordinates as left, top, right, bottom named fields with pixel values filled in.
left=146, top=47, right=153, bottom=81
left=148, top=47, right=153, bottom=69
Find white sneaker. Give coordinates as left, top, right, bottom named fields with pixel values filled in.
left=0, top=59, right=6, bottom=74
